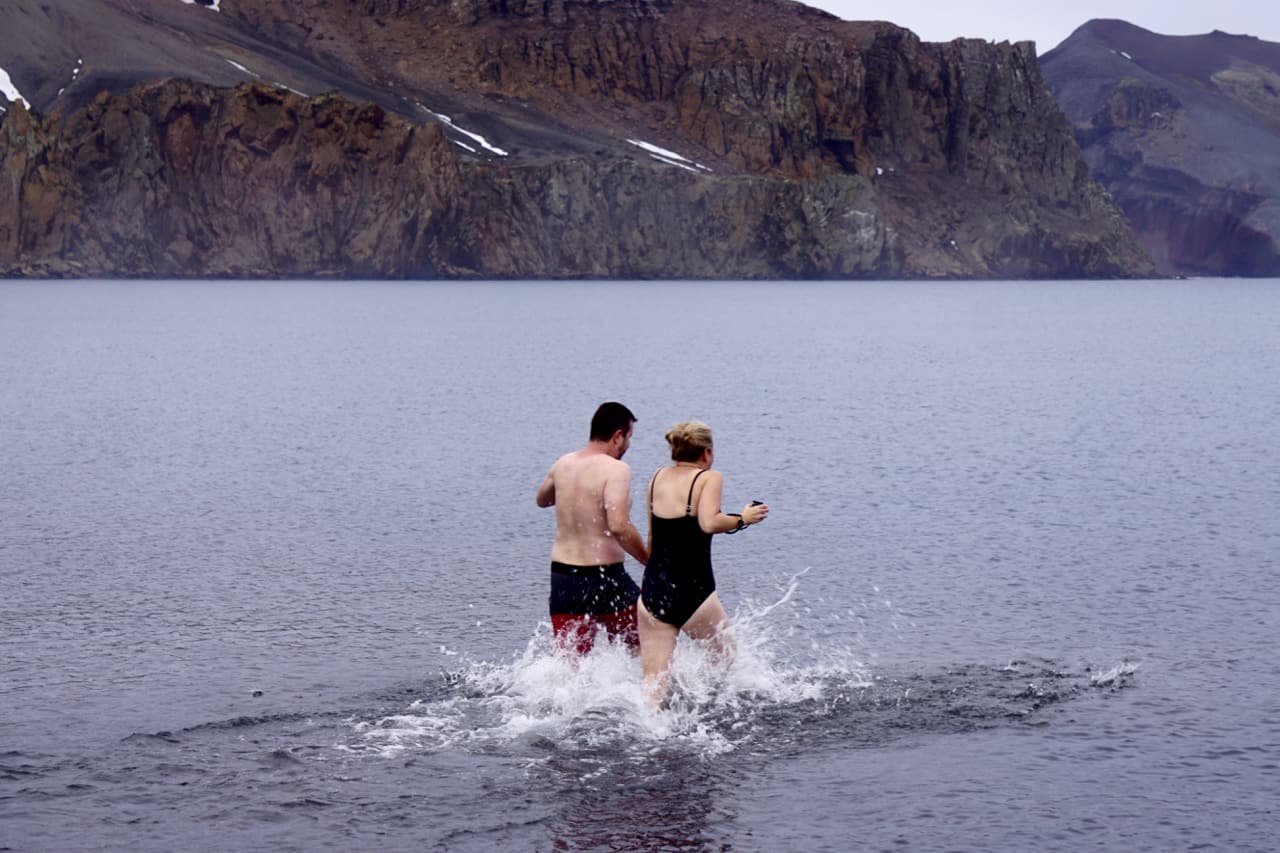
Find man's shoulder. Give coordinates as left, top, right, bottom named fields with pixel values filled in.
left=580, top=451, right=630, bottom=480
left=600, top=455, right=632, bottom=480
left=551, top=449, right=585, bottom=469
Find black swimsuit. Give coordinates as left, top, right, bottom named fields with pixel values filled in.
left=642, top=469, right=716, bottom=627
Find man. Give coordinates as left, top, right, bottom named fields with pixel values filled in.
left=536, top=402, right=648, bottom=654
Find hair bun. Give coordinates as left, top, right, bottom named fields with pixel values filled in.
left=666, top=420, right=713, bottom=462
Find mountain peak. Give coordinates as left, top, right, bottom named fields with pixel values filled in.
left=1042, top=20, right=1280, bottom=276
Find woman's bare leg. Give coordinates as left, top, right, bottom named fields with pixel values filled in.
left=681, top=593, right=734, bottom=669
left=636, top=598, right=679, bottom=706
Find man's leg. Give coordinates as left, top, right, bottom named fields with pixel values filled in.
left=551, top=613, right=596, bottom=655
left=598, top=604, right=640, bottom=653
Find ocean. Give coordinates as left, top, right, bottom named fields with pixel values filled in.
left=2, top=279, right=1277, bottom=851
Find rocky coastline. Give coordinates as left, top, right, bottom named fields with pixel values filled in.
left=0, top=0, right=1154, bottom=279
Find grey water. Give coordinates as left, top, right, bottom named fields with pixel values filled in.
left=1, top=279, right=1278, bottom=851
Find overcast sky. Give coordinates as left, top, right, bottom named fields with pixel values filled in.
left=804, top=1, right=1279, bottom=54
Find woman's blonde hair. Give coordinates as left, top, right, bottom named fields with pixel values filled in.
left=665, top=420, right=713, bottom=462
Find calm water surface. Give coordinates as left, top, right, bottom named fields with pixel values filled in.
left=2, top=280, right=1278, bottom=851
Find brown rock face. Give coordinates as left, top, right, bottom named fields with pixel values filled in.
left=0, top=0, right=1151, bottom=279
left=2, top=83, right=462, bottom=276
left=1042, top=20, right=1280, bottom=277
left=1, top=80, right=901, bottom=278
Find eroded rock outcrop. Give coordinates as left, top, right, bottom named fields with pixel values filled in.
left=2, top=84, right=462, bottom=276
left=1, top=80, right=903, bottom=277
left=0, top=0, right=1152, bottom=278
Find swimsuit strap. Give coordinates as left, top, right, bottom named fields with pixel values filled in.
left=686, top=469, right=706, bottom=516
left=650, top=466, right=706, bottom=516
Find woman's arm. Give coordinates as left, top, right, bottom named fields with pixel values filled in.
left=696, top=470, right=769, bottom=533
left=696, top=471, right=741, bottom=534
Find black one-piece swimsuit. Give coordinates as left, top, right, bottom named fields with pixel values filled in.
left=642, top=469, right=715, bottom=627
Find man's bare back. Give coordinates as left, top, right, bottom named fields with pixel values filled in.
left=538, top=448, right=645, bottom=566
left=537, top=403, right=648, bottom=654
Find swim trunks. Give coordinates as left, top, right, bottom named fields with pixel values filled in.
left=641, top=469, right=716, bottom=628
left=549, top=561, right=640, bottom=654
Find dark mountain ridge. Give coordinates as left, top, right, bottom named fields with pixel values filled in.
left=0, top=0, right=1152, bottom=279
left=1041, top=19, right=1280, bottom=276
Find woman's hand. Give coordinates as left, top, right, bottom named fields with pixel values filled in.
left=741, top=501, right=769, bottom=526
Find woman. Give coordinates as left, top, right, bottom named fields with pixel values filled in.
left=638, top=420, right=768, bottom=704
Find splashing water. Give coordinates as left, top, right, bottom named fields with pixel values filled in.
left=351, top=571, right=874, bottom=759
left=1090, top=660, right=1141, bottom=686
left=346, top=566, right=1137, bottom=765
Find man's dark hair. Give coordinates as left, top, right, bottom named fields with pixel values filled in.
left=590, top=401, right=637, bottom=442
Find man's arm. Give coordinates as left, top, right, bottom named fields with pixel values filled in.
left=535, top=466, right=556, bottom=507
left=603, top=464, right=649, bottom=566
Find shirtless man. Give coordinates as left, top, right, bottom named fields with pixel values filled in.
left=536, top=402, right=649, bottom=654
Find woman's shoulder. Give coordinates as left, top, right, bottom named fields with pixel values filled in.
left=694, top=468, right=723, bottom=488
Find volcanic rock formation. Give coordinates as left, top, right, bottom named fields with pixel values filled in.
left=0, top=0, right=1152, bottom=279
left=1042, top=20, right=1280, bottom=277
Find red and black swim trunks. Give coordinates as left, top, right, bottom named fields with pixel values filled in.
left=548, top=561, right=640, bottom=655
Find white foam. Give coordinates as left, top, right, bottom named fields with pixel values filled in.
left=179, top=0, right=221, bottom=11
left=351, top=631, right=659, bottom=758
left=350, top=570, right=870, bottom=760
left=1091, top=661, right=1140, bottom=686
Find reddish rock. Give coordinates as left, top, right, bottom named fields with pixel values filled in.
left=1042, top=20, right=1280, bottom=277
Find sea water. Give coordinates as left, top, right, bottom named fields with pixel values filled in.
left=1, top=279, right=1277, bottom=851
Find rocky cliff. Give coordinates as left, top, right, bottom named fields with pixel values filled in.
left=1041, top=20, right=1280, bottom=277
left=0, top=0, right=1152, bottom=279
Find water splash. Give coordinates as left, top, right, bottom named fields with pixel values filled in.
left=351, top=572, right=873, bottom=759
left=347, top=570, right=1137, bottom=761
left=1090, top=660, right=1140, bottom=687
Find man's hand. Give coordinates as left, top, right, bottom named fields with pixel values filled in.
left=536, top=469, right=556, bottom=507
